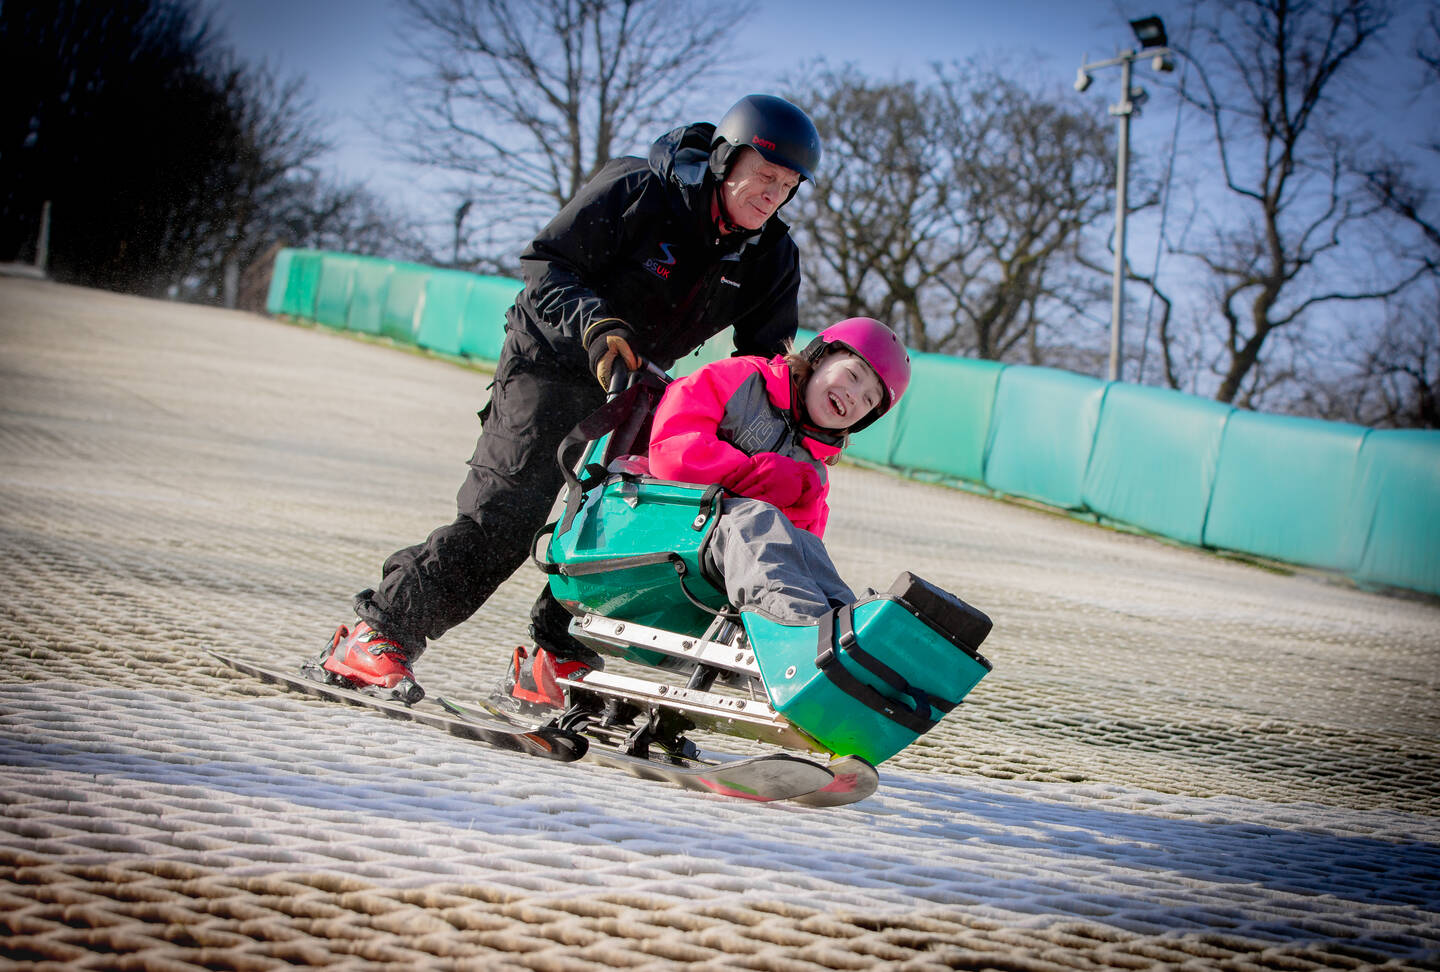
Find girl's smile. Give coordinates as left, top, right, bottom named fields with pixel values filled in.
left=804, top=350, right=883, bottom=431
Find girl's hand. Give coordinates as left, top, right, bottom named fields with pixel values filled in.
left=729, top=454, right=820, bottom=509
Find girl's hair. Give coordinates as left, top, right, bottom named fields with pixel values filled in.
left=783, top=342, right=846, bottom=463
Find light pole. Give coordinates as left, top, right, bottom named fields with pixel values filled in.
left=1075, top=16, right=1174, bottom=382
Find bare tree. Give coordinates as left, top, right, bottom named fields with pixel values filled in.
left=784, top=67, right=948, bottom=348
left=173, top=57, right=330, bottom=303
left=1420, top=6, right=1440, bottom=135
left=1311, top=8, right=1440, bottom=428
left=1352, top=293, right=1439, bottom=427
left=1, top=0, right=231, bottom=293
left=788, top=62, right=1115, bottom=364
left=1168, top=0, right=1431, bottom=408
left=1, top=0, right=418, bottom=301
left=389, top=0, right=751, bottom=266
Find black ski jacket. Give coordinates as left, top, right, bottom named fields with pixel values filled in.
left=506, top=122, right=801, bottom=374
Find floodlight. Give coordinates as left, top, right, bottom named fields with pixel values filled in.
left=1129, top=16, right=1168, bottom=49
left=1074, top=68, right=1094, bottom=93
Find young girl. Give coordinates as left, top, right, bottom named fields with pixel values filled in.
left=646, top=316, right=910, bottom=623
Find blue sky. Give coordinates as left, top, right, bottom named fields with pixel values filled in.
left=207, top=0, right=1433, bottom=206
left=203, top=1, right=1203, bottom=199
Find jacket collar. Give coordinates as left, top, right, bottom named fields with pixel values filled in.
left=759, top=356, right=844, bottom=460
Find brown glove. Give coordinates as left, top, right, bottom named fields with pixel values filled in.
left=585, top=320, right=641, bottom=390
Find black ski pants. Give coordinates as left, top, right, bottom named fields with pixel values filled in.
left=353, top=330, right=604, bottom=657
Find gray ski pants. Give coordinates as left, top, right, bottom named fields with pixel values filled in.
left=702, top=497, right=855, bottom=624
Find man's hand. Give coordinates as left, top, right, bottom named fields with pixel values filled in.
left=584, top=320, right=641, bottom=390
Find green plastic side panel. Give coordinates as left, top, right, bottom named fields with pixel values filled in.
left=416, top=270, right=472, bottom=356
left=313, top=255, right=358, bottom=327
left=265, top=249, right=293, bottom=316
left=1082, top=383, right=1233, bottom=545
left=1349, top=429, right=1440, bottom=596
left=346, top=259, right=392, bottom=336
left=547, top=479, right=727, bottom=642
left=1203, top=411, right=1367, bottom=570
left=983, top=366, right=1105, bottom=509
left=380, top=265, right=428, bottom=344
left=746, top=603, right=990, bottom=765
left=878, top=353, right=1004, bottom=480
left=458, top=275, right=522, bottom=360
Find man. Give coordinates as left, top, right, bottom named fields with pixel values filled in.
left=310, top=94, right=822, bottom=706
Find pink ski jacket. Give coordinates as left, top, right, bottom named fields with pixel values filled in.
left=648, top=355, right=842, bottom=538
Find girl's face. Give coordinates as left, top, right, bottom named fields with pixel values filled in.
left=803, top=350, right=884, bottom=431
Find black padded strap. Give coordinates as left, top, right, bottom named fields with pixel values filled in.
left=531, top=520, right=561, bottom=574
left=835, top=605, right=955, bottom=716
left=814, top=609, right=937, bottom=735
left=554, top=375, right=666, bottom=537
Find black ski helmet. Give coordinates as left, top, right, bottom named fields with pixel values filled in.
left=709, top=94, right=822, bottom=183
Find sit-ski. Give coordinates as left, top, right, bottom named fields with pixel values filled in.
left=468, top=365, right=995, bottom=806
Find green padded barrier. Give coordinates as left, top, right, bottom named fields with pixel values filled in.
left=457, top=275, right=522, bottom=360
left=273, top=249, right=323, bottom=319
left=1082, top=383, right=1233, bottom=545
left=875, top=353, right=1004, bottom=480
left=257, top=247, right=1440, bottom=598
left=265, top=249, right=293, bottom=316
left=1348, top=429, right=1440, bottom=596
left=345, top=258, right=392, bottom=336
left=669, top=327, right=818, bottom=380
left=415, top=270, right=473, bottom=357
left=982, top=366, right=1105, bottom=509
left=1202, top=412, right=1367, bottom=570
left=846, top=399, right=902, bottom=464
left=380, top=264, right=429, bottom=344
left=313, top=254, right=359, bottom=328
left=669, top=328, right=738, bottom=379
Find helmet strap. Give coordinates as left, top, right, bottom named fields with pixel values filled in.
left=788, top=353, right=849, bottom=446
left=711, top=187, right=744, bottom=236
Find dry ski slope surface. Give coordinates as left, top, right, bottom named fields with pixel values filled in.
left=1, top=276, right=1438, bottom=971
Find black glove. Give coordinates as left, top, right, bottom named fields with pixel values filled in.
left=584, top=319, right=641, bottom=389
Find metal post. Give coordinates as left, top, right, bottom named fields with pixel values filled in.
left=36, top=200, right=52, bottom=276
left=1108, top=57, right=1133, bottom=383
left=1079, top=23, right=1172, bottom=383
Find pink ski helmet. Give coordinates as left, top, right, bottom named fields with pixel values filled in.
left=802, top=317, right=911, bottom=431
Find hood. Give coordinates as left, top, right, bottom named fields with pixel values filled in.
left=648, top=122, right=717, bottom=208
left=648, top=123, right=791, bottom=247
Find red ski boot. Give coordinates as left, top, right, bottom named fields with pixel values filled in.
left=491, top=645, right=596, bottom=718
left=307, top=621, right=424, bottom=705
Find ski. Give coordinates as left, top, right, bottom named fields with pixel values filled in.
left=438, top=694, right=859, bottom=804
left=206, top=650, right=587, bottom=762
left=788, top=755, right=879, bottom=807
left=581, top=745, right=834, bottom=803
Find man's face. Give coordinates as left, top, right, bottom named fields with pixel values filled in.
left=719, top=148, right=801, bottom=231
left=804, top=350, right=884, bottom=431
